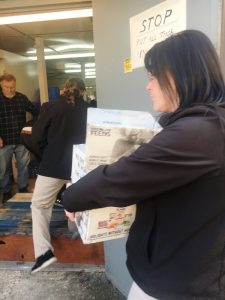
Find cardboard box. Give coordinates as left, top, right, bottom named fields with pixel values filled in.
left=71, top=144, right=88, bottom=184
left=71, top=144, right=137, bottom=244
left=85, top=108, right=161, bottom=170
left=21, top=126, right=32, bottom=134
left=75, top=205, right=136, bottom=244
left=71, top=144, right=136, bottom=243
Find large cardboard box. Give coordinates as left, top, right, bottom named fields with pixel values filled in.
left=71, top=144, right=136, bottom=243
left=70, top=109, right=161, bottom=244
left=85, top=108, right=161, bottom=170
left=76, top=205, right=136, bottom=244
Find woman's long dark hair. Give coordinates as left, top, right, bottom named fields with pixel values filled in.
left=144, top=30, right=225, bottom=109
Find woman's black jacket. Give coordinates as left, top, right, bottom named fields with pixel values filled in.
left=62, top=105, right=225, bottom=299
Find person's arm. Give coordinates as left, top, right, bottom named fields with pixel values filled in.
left=0, top=137, right=3, bottom=148
left=62, top=117, right=220, bottom=213
left=64, top=210, right=75, bottom=222
left=20, top=132, right=42, bottom=161
left=28, top=103, right=51, bottom=156
left=24, top=95, right=39, bottom=118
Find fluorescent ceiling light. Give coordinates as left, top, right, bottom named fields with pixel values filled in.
left=85, top=68, right=95, bottom=72
left=27, top=49, right=53, bottom=54
left=85, top=70, right=96, bottom=74
left=29, top=52, right=95, bottom=60
left=56, top=44, right=94, bottom=51
left=85, top=72, right=96, bottom=76
left=85, top=62, right=95, bottom=67
left=65, top=63, right=81, bottom=69
left=65, top=69, right=82, bottom=73
left=0, top=9, right=93, bottom=25
left=85, top=75, right=96, bottom=79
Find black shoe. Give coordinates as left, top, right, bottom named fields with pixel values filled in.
left=54, top=185, right=66, bottom=207
left=3, top=191, right=13, bottom=203
left=19, top=187, right=29, bottom=193
left=31, top=250, right=57, bottom=274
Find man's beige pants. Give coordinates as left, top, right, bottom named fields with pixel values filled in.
left=31, top=175, right=68, bottom=258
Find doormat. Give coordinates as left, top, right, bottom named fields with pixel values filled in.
left=0, top=193, right=70, bottom=237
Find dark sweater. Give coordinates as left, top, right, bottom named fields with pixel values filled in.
left=62, top=105, right=225, bottom=299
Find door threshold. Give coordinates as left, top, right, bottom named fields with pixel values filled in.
left=0, top=261, right=105, bottom=272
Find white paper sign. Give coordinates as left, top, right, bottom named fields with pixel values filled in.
left=130, top=0, right=186, bottom=69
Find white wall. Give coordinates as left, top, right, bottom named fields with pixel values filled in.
left=0, top=49, right=38, bottom=101
left=92, top=0, right=222, bottom=115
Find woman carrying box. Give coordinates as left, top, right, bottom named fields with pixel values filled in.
left=62, top=30, right=225, bottom=300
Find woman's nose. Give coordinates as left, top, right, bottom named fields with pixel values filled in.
left=146, top=81, right=152, bottom=91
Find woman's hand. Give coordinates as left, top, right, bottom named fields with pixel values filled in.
left=64, top=209, right=75, bottom=222
left=0, top=137, right=4, bottom=149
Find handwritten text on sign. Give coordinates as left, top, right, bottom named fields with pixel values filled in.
left=130, top=0, right=186, bottom=69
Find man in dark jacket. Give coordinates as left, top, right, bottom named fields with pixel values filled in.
left=28, top=89, right=87, bottom=273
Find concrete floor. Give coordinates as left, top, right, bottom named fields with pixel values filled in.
left=0, top=262, right=126, bottom=300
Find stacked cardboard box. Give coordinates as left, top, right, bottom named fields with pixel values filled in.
left=71, top=108, right=161, bottom=244
left=71, top=144, right=137, bottom=243
left=85, top=108, right=161, bottom=170
left=71, top=144, right=88, bottom=184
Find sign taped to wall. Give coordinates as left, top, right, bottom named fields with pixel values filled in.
left=130, top=0, right=186, bottom=69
